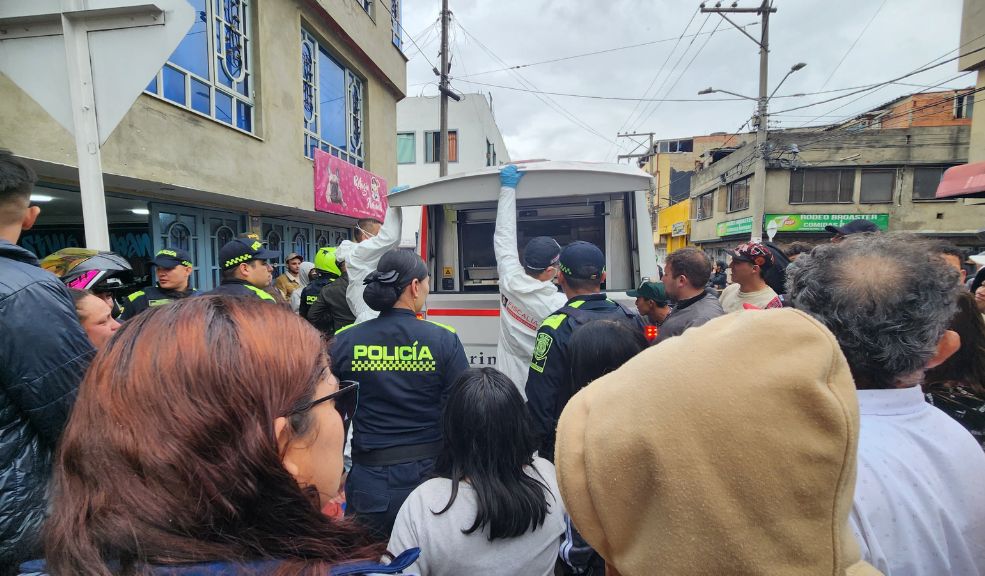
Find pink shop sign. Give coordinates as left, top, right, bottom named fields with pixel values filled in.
left=313, top=149, right=388, bottom=220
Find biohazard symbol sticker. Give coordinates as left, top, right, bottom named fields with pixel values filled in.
left=530, top=332, right=554, bottom=373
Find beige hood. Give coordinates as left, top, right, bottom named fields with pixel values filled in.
left=555, top=309, right=881, bottom=576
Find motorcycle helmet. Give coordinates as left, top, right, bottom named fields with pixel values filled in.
left=40, top=248, right=136, bottom=295
left=313, top=246, right=341, bottom=276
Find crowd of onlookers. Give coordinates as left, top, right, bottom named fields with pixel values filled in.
left=3, top=152, right=985, bottom=576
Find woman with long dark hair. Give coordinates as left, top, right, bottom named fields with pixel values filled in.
left=387, top=367, right=564, bottom=576
left=924, top=291, right=985, bottom=449
left=331, top=249, right=469, bottom=539
left=30, top=296, right=416, bottom=576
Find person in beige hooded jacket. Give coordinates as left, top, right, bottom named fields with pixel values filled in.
left=555, top=308, right=882, bottom=576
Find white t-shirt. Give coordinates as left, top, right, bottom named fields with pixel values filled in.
left=718, top=283, right=780, bottom=313
left=387, top=458, right=565, bottom=576
left=850, top=386, right=985, bottom=576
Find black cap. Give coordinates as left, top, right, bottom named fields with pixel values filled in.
left=152, top=247, right=193, bottom=268
left=523, top=237, right=562, bottom=270
left=559, top=241, right=605, bottom=280
left=824, top=219, right=880, bottom=236
left=219, top=238, right=280, bottom=270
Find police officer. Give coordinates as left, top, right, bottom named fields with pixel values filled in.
left=299, top=246, right=341, bottom=318
left=330, top=248, right=468, bottom=538
left=203, top=238, right=280, bottom=301
left=119, top=248, right=197, bottom=320
left=525, top=241, right=646, bottom=462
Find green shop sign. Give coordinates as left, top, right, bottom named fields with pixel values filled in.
left=764, top=213, right=889, bottom=233
left=717, top=217, right=753, bottom=237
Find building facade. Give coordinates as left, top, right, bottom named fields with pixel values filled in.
left=960, top=0, right=985, bottom=163
left=395, top=93, right=509, bottom=187
left=689, top=120, right=983, bottom=261
left=1, top=0, right=407, bottom=289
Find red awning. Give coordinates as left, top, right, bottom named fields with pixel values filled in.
left=936, top=160, right=985, bottom=199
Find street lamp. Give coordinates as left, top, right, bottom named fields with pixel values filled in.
left=769, top=62, right=807, bottom=100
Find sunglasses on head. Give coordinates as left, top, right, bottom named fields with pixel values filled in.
left=289, top=380, right=359, bottom=432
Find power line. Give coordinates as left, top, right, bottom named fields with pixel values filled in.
left=609, top=6, right=700, bottom=161
left=630, top=12, right=710, bottom=131
left=376, top=0, right=438, bottom=71
left=636, top=15, right=723, bottom=130
left=446, top=78, right=747, bottom=102
left=455, top=19, right=758, bottom=79
left=455, top=20, right=627, bottom=150
left=818, top=0, right=887, bottom=91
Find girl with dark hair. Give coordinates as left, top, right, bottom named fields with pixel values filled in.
left=924, top=291, right=985, bottom=449
left=560, top=319, right=647, bottom=576
left=30, top=296, right=417, bottom=576
left=331, top=249, right=469, bottom=539
left=387, top=367, right=564, bottom=576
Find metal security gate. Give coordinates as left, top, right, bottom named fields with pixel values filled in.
left=150, top=203, right=243, bottom=290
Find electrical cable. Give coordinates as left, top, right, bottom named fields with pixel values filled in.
left=818, top=0, right=888, bottom=91
left=376, top=0, right=438, bottom=71
left=455, top=19, right=758, bottom=79
left=445, top=79, right=747, bottom=101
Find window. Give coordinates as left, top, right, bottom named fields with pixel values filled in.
left=955, top=92, right=975, bottom=119
left=727, top=177, right=750, bottom=213
left=357, top=0, right=371, bottom=14
left=425, top=130, right=458, bottom=163
left=145, top=0, right=254, bottom=132
left=859, top=170, right=895, bottom=203
left=788, top=169, right=855, bottom=204
left=302, top=30, right=365, bottom=166
left=694, top=192, right=714, bottom=221
left=397, top=132, right=415, bottom=164
left=913, top=166, right=955, bottom=200
left=657, top=139, right=694, bottom=153
left=390, top=0, right=402, bottom=49
left=486, top=139, right=497, bottom=167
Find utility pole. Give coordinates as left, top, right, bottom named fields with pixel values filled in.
left=438, top=0, right=450, bottom=177
left=615, top=132, right=655, bottom=165
left=701, top=1, right=776, bottom=242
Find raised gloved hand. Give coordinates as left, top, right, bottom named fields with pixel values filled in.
left=500, top=165, right=524, bottom=188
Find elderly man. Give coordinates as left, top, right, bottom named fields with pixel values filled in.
left=788, top=233, right=985, bottom=576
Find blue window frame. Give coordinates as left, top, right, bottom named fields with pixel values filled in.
left=302, top=29, right=365, bottom=167
left=145, top=0, right=254, bottom=133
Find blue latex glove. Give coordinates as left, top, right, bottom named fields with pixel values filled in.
left=500, top=165, right=524, bottom=188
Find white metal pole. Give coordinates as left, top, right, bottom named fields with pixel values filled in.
left=61, top=3, right=111, bottom=250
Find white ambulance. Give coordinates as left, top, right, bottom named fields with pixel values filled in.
left=388, top=160, right=657, bottom=367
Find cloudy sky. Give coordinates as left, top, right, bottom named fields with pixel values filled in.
left=400, top=0, right=970, bottom=163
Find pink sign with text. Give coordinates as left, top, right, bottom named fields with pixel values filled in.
left=313, top=149, right=388, bottom=220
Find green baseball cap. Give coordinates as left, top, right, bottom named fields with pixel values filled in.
left=627, top=281, right=669, bottom=306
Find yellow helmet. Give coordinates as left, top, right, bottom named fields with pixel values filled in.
left=313, top=246, right=341, bottom=276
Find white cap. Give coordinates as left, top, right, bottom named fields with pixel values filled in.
left=969, top=251, right=985, bottom=266
left=336, top=240, right=354, bottom=263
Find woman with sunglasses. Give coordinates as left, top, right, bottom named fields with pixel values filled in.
left=331, top=249, right=469, bottom=540
left=28, top=296, right=417, bottom=576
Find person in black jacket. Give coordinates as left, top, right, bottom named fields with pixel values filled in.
left=0, top=150, right=95, bottom=574
left=525, top=241, right=646, bottom=462
left=307, top=243, right=355, bottom=337
left=202, top=238, right=280, bottom=301
left=299, top=246, right=341, bottom=318
left=119, top=247, right=197, bottom=320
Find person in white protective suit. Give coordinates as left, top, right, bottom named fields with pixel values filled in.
left=345, top=202, right=404, bottom=324
left=494, top=165, right=567, bottom=398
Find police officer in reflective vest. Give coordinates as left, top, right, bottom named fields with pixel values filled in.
left=299, top=246, right=341, bottom=318
left=119, top=248, right=197, bottom=320
left=525, top=241, right=646, bottom=462
left=330, top=249, right=469, bottom=538
left=203, top=238, right=280, bottom=301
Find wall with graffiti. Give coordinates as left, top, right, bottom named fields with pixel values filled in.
left=19, top=224, right=154, bottom=278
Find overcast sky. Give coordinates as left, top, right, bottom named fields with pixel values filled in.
left=400, top=0, right=969, bottom=163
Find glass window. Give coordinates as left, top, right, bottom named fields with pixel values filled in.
left=390, top=0, right=401, bottom=48
left=955, top=93, right=975, bottom=119
left=145, top=0, right=254, bottom=132
left=859, top=170, right=895, bottom=203
left=425, top=130, right=458, bottom=163
left=302, top=30, right=365, bottom=167
left=727, top=178, right=750, bottom=213
left=789, top=169, right=855, bottom=204
left=694, top=192, right=714, bottom=220
left=913, top=166, right=954, bottom=200
left=397, top=132, right=416, bottom=164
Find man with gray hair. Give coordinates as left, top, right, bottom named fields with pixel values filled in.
left=787, top=233, right=985, bottom=576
